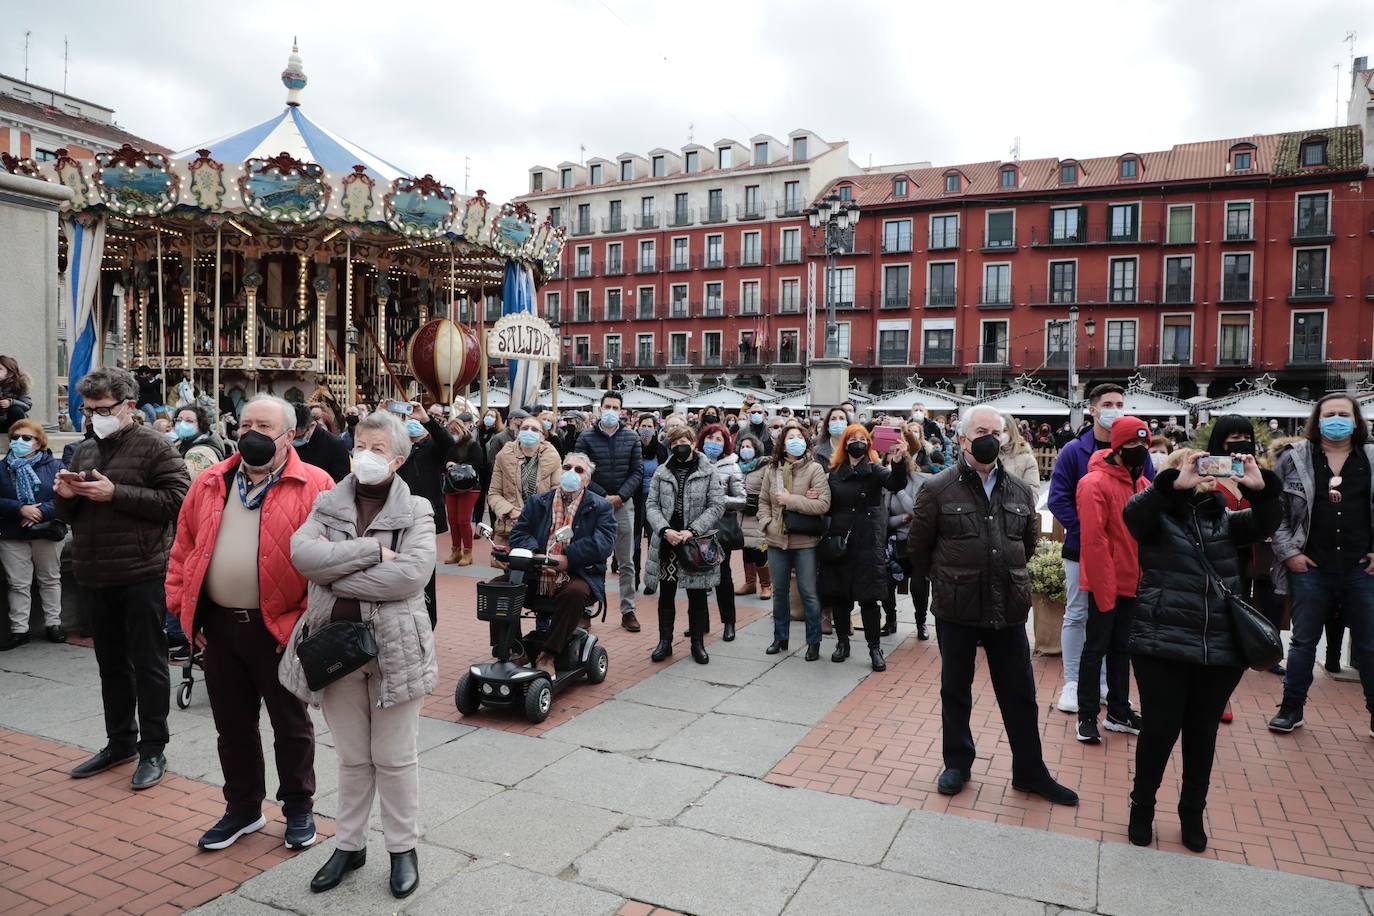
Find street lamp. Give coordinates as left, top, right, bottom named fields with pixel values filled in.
left=1066, top=308, right=1097, bottom=429
left=806, top=193, right=861, bottom=359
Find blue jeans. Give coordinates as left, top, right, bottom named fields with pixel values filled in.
left=1060, top=559, right=1105, bottom=689
left=768, top=546, right=821, bottom=646
left=164, top=609, right=188, bottom=649
left=1284, top=566, right=1374, bottom=711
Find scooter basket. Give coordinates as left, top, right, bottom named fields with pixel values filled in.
left=476, top=580, right=527, bottom=622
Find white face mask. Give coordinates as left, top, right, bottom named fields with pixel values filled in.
left=352, top=450, right=394, bottom=485
left=1150, top=452, right=1168, bottom=471
left=91, top=411, right=125, bottom=439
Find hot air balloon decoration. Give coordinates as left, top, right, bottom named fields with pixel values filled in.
left=407, top=318, right=480, bottom=405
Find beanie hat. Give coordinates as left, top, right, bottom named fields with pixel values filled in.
left=1110, top=415, right=1151, bottom=452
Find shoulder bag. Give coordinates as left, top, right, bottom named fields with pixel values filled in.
left=295, top=530, right=399, bottom=691
left=675, top=532, right=723, bottom=573
left=1191, top=516, right=1283, bottom=671
left=778, top=467, right=829, bottom=536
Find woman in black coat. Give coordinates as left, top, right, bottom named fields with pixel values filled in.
left=1121, top=447, right=1279, bottom=853
left=819, top=423, right=908, bottom=670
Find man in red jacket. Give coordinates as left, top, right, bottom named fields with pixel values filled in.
left=166, top=395, right=334, bottom=851
left=1074, top=415, right=1150, bottom=744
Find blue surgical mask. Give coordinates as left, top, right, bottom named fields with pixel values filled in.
left=828, top=420, right=846, bottom=438
left=738, top=445, right=755, bottom=461
left=9, top=438, right=33, bottom=457
left=600, top=410, right=620, bottom=429
left=750, top=412, right=765, bottom=425
left=542, top=419, right=552, bottom=430
left=163, top=431, right=178, bottom=444
left=405, top=419, right=425, bottom=438
left=560, top=468, right=582, bottom=493
left=292, top=436, right=308, bottom=448
left=703, top=441, right=724, bottom=460
left=785, top=437, right=806, bottom=458
left=1320, top=416, right=1355, bottom=441
left=518, top=429, right=540, bottom=448
left=175, top=420, right=197, bottom=439
left=1097, top=408, right=1122, bottom=429
left=483, top=415, right=496, bottom=427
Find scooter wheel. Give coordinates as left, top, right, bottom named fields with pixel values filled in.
left=176, top=682, right=192, bottom=710
left=586, top=646, right=609, bottom=685
left=455, top=673, right=482, bottom=716
left=524, top=678, right=553, bottom=724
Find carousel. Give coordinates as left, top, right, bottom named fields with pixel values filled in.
left=2, top=43, right=563, bottom=423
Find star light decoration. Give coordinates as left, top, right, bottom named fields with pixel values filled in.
left=1252, top=373, right=1277, bottom=391
left=905, top=373, right=925, bottom=389
left=1125, top=372, right=1148, bottom=391
left=932, top=378, right=954, bottom=392
left=1356, top=375, right=1374, bottom=394
left=1232, top=378, right=1254, bottom=393
left=1011, top=373, right=1047, bottom=392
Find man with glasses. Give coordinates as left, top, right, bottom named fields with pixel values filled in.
left=55, top=368, right=190, bottom=791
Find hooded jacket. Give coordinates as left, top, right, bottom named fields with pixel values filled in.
left=1076, top=449, right=1149, bottom=611
left=1049, top=425, right=1155, bottom=557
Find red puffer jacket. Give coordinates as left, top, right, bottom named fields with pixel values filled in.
left=167, top=449, right=335, bottom=646
left=1076, top=449, right=1149, bottom=612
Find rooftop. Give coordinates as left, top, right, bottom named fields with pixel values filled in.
left=0, top=78, right=169, bottom=154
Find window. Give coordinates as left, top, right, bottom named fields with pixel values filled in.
left=1164, top=255, right=1192, bottom=303
left=983, top=263, right=1011, bottom=305
left=672, top=238, right=689, bottom=270
left=605, top=335, right=622, bottom=367
left=944, top=174, right=960, bottom=193
left=744, top=185, right=761, bottom=218
left=1109, top=257, right=1138, bottom=302
left=639, top=196, right=655, bottom=228
left=878, top=323, right=910, bottom=366
left=825, top=266, right=856, bottom=307
left=754, top=141, right=768, bottom=165
left=532, top=173, right=544, bottom=192
left=548, top=206, right=561, bottom=228
left=741, top=280, right=761, bottom=315
left=980, top=320, right=1009, bottom=364
left=793, top=136, right=808, bottom=160
left=883, top=265, right=911, bottom=308
left=704, top=234, right=723, bottom=268
left=779, top=228, right=800, bottom=262
left=638, top=239, right=656, bottom=272
left=1060, top=163, right=1077, bottom=184
left=589, top=163, right=602, bottom=184
left=783, top=181, right=801, bottom=214
left=894, top=177, right=908, bottom=197
left=1049, top=261, right=1077, bottom=303
left=1295, top=192, right=1330, bottom=237
left=837, top=185, right=853, bottom=201
left=703, top=331, right=722, bottom=366
left=636, top=333, right=654, bottom=366
left=1225, top=201, right=1252, bottom=240
left=778, top=329, right=800, bottom=364
left=833, top=323, right=852, bottom=359
left=779, top=279, right=800, bottom=313
left=620, top=159, right=633, bottom=181
left=573, top=335, right=591, bottom=364
left=707, top=188, right=724, bottom=221
left=574, top=290, right=591, bottom=322
left=1233, top=150, right=1253, bottom=171
left=1047, top=320, right=1071, bottom=368
left=741, top=232, right=761, bottom=266
left=985, top=211, right=1014, bottom=248
left=921, top=319, right=955, bottom=365
left=883, top=219, right=913, bottom=253
left=606, top=242, right=623, bottom=275
left=560, top=168, right=572, bottom=188
left=575, top=245, right=592, bottom=277
left=1108, top=203, right=1139, bottom=242
left=1000, top=168, right=1017, bottom=190
left=684, top=150, right=699, bottom=173
left=575, top=203, right=591, bottom=233
left=605, top=289, right=622, bottom=321
left=1219, top=314, right=1251, bottom=365
left=1222, top=253, right=1252, bottom=300
left=673, top=192, right=690, bottom=225
left=1050, top=206, right=1083, bottom=243
left=717, top=147, right=732, bottom=169
left=669, top=333, right=689, bottom=365
left=1119, top=158, right=1137, bottom=179
left=671, top=284, right=689, bottom=317
left=1300, top=139, right=1327, bottom=167
left=607, top=199, right=623, bottom=232
left=1167, top=205, right=1193, bottom=244
left=1105, top=320, right=1137, bottom=367
left=927, top=262, right=957, bottom=307
left=486, top=295, right=504, bottom=322
left=930, top=214, right=958, bottom=250
left=1292, top=312, right=1325, bottom=364
left=637, top=287, right=656, bottom=319
left=1294, top=248, right=1328, bottom=297
left=705, top=282, right=723, bottom=316
left=544, top=291, right=560, bottom=322
left=1161, top=316, right=1192, bottom=364
left=652, top=155, right=665, bottom=177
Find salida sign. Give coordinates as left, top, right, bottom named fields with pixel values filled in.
left=487, top=312, right=557, bottom=363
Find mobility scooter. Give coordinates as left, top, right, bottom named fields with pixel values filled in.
left=454, top=533, right=609, bottom=724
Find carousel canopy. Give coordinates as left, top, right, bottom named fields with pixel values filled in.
left=964, top=386, right=1073, bottom=417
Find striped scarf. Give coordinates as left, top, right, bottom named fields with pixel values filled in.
left=538, top=489, right=581, bottom=596
left=5, top=451, right=42, bottom=505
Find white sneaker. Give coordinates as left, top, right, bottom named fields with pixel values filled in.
left=1057, top=682, right=1079, bottom=714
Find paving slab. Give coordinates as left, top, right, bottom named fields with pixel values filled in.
left=541, top=698, right=698, bottom=753
left=186, top=895, right=293, bottom=916
left=750, top=653, right=874, bottom=691
left=651, top=712, right=809, bottom=777
left=0, top=682, right=104, bottom=731
left=1098, top=841, right=1369, bottom=916
left=418, top=727, right=574, bottom=785
left=409, top=861, right=623, bottom=916
left=882, top=808, right=1098, bottom=910
left=677, top=775, right=907, bottom=865
left=425, top=788, right=626, bottom=875
left=703, top=617, right=800, bottom=660
left=313, top=766, right=501, bottom=831
left=237, top=836, right=468, bottom=914
left=519, top=747, right=720, bottom=820
left=783, top=858, right=1044, bottom=916
left=615, top=673, right=738, bottom=714
left=713, top=677, right=859, bottom=726
left=0, top=641, right=103, bottom=686
left=662, top=653, right=774, bottom=687
left=575, top=825, right=814, bottom=916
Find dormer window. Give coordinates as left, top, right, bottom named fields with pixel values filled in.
left=560, top=168, right=572, bottom=189
left=1119, top=157, right=1138, bottom=179
left=943, top=171, right=960, bottom=193
left=753, top=141, right=768, bottom=165
left=1000, top=167, right=1017, bottom=190
left=1230, top=143, right=1255, bottom=172
left=652, top=155, right=665, bottom=177
left=620, top=159, right=633, bottom=181
left=589, top=163, right=602, bottom=184
left=718, top=147, right=732, bottom=169
left=531, top=173, right=544, bottom=192
left=685, top=150, right=699, bottom=173
left=837, top=185, right=853, bottom=201
left=893, top=177, right=908, bottom=197
left=1300, top=138, right=1328, bottom=167
left=793, top=137, right=808, bottom=160
left=1059, top=163, right=1078, bottom=184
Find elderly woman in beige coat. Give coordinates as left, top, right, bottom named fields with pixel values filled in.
left=282, top=412, right=437, bottom=901
left=487, top=413, right=561, bottom=550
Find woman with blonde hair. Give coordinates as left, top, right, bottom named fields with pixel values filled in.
left=0, top=419, right=65, bottom=648
left=1000, top=413, right=1042, bottom=500
left=487, top=414, right=560, bottom=551
left=758, top=420, right=831, bottom=658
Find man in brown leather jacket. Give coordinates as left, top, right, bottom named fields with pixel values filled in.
left=908, top=405, right=1078, bottom=806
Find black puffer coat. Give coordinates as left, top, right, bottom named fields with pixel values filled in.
left=820, top=457, right=908, bottom=604
left=1122, top=466, right=1281, bottom=667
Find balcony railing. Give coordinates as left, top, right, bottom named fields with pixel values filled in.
left=636, top=303, right=658, bottom=320
left=570, top=219, right=595, bottom=237
left=603, top=216, right=625, bottom=233
left=603, top=259, right=624, bottom=277
left=774, top=297, right=802, bottom=315
left=632, top=256, right=659, bottom=274
left=978, top=285, right=1014, bottom=308
left=881, top=238, right=913, bottom=254
left=927, top=229, right=960, bottom=251
left=1291, top=219, right=1334, bottom=242
left=981, top=231, right=1017, bottom=251
left=1137, top=344, right=1192, bottom=366
left=604, top=306, right=623, bottom=322
left=568, top=349, right=600, bottom=368
left=1223, top=224, right=1254, bottom=242
left=736, top=202, right=765, bottom=221
left=573, top=262, right=594, bottom=278
left=702, top=205, right=727, bottom=224
left=633, top=349, right=665, bottom=368
left=667, top=257, right=692, bottom=272
left=1162, top=284, right=1192, bottom=304
left=702, top=299, right=724, bottom=318
left=701, top=253, right=726, bottom=270
left=635, top=214, right=658, bottom=230
left=776, top=199, right=804, bottom=217
left=669, top=208, right=693, bottom=227
left=1289, top=282, right=1333, bottom=303
left=1219, top=282, right=1253, bottom=302
left=923, top=288, right=957, bottom=308
left=773, top=246, right=804, bottom=264
left=668, top=299, right=695, bottom=319
left=1217, top=344, right=1254, bottom=367
left=881, top=292, right=910, bottom=309
left=916, top=345, right=961, bottom=368
left=971, top=350, right=1010, bottom=367
left=570, top=309, right=592, bottom=323
left=1030, top=222, right=1160, bottom=246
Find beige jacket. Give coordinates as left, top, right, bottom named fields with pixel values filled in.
left=487, top=439, right=560, bottom=542
left=757, top=457, right=832, bottom=550
left=1001, top=440, right=1042, bottom=502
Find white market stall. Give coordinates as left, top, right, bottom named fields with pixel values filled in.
left=1197, top=380, right=1314, bottom=422
left=868, top=385, right=970, bottom=415
left=964, top=386, right=1073, bottom=418
left=673, top=384, right=782, bottom=410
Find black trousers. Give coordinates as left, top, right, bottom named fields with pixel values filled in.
left=741, top=546, right=768, bottom=568
left=657, top=578, right=709, bottom=639
left=882, top=553, right=915, bottom=621
left=202, top=605, right=316, bottom=818
left=633, top=492, right=648, bottom=586
left=540, top=578, right=593, bottom=657
left=84, top=578, right=170, bottom=758
left=936, top=618, right=1049, bottom=784
left=1079, top=595, right=1136, bottom=719
left=712, top=548, right=737, bottom=629
left=1131, top=654, right=1243, bottom=812
left=833, top=599, right=882, bottom=647
left=424, top=570, right=437, bottom=629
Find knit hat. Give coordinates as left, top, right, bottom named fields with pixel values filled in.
left=1110, top=415, right=1151, bottom=452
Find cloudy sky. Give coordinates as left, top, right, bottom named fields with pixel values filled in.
left=4, top=0, right=1371, bottom=204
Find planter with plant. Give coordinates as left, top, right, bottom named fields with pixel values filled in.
left=1028, top=539, right=1066, bottom=656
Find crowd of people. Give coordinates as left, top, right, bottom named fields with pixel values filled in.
left=5, top=359, right=1371, bottom=897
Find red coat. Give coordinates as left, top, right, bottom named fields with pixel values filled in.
left=167, top=449, right=335, bottom=646
left=1075, top=449, right=1148, bottom=612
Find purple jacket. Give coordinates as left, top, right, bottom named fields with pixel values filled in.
left=1048, top=426, right=1154, bottom=558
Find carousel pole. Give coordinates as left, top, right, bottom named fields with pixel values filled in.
left=185, top=231, right=196, bottom=397
left=478, top=285, right=488, bottom=415
left=213, top=226, right=222, bottom=418
left=345, top=238, right=355, bottom=408
left=550, top=360, right=558, bottom=413
left=448, top=245, right=455, bottom=321
left=156, top=227, right=166, bottom=405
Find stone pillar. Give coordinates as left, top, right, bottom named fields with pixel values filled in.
left=0, top=172, right=74, bottom=428
left=809, top=356, right=851, bottom=408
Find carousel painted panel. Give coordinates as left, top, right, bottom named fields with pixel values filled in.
left=95, top=146, right=181, bottom=217
left=53, top=150, right=96, bottom=209
left=490, top=202, right=535, bottom=260
left=458, top=191, right=491, bottom=245
left=186, top=150, right=227, bottom=210
left=384, top=174, right=456, bottom=239
left=239, top=153, right=331, bottom=222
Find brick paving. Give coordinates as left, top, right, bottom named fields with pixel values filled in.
left=766, top=630, right=1374, bottom=886
left=0, top=727, right=333, bottom=916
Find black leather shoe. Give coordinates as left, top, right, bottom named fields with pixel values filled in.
left=70, top=745, right=137, bottom=779
left=722, top=623, right=736, bottom=642
left=690, top=638, right=709, bottom=665
left=1012, top=775, right=1079, bottom=806
left=916, top=622, right=929, bottom=641
left=0, top=630, right=29, bottom=651
left=45, top=625, right=66, bottom=644
left=284, top=812, right=317, bottom=849
left=131, top=753, right=165, bottom=790
left=765, top=639, right=788, bottom=655
left=650, top=639, right=672, bottom=662
left=804, top=643, right=820, bottom=661
left=869, top=646, right=886, bottom=672
left=937, top=767, right=969, bottom=796
left=831, top=639, right=850, bottom=663
left=389, top=849, right=419, bottom=899
left=311, top=847, right=366, bottom=893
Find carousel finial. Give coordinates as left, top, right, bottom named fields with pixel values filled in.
left=282, top=41, right=307, bottom=107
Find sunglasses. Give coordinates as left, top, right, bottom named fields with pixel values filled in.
left=562, top=464, right=587, bottom=474
left=10, top=434, right=35, bottom=443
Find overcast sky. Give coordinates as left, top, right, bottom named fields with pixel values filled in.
left=4, top=0, right=1371, bottom=204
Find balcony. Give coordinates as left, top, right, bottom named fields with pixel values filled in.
left=970, top=351, right=1010, bottom=368
left=667, top=299, right=696, bottom=319
left=1138, top=345, right=1193, bottom=367
left=635, top=303, right=658, bottom=320
left=1104, top=348, right=1138, bottom=369
left=881, top=238, right=913, bottom=254
left=776, top=199, right=804, bottom=217
left=981, top=231, right=1018, bottom=252
left=702, top=205, right=728, bottom=225
left=736, top=202, right=765, bottom=221
left=634, top=349, right=665, bottom=369
left=603, top=216, right=625, bottom=233
left=773, top=247, right=804, bottom=265
left=922, top=288, right=958, bottom=309
left=1288, top=282, right=1333, bottom=304
left=569, top=309, right=592, bottom=323
left=1217, top=345, right=1254, bottom=368
left=570, top=219, right=595, bottom=237
left=826, top=291, right=873, bottom=311
left=916, top=345, right=962, bottom=368
left=881, top=291, right=910, bottom=309
left=1030, top=222, right=1161, bottom=247
left=1289, top=350, right=1326, bottom=368
left=1222, top=225, right=1254, bottom=243
left=635, top=214, right=658, bottom=230
left=1290, top=220, right=1334, bottom=244
left=702, top=299, right=725, bottom=318
left=1161, top=284, right=1193, bottom=305
left=632, top=256, right=659, bottom=274
left=568, top=349, right=600, bottom=368
left=573, top=262, right=594, bottom=278
left=927, top=229, right=960, bottom=251
left=977, top=285, right=1014, bottom=309
left=604, top=307, right=623, bottom=323
left=730, top=250, right=766, bottom=268
left=667, top=257, right=692, bottom=273
left=669, top=209, right=694, bottom=228
left=603, top=259, right=625, bottom=277
left=1219, top=282, right=1254, bottom=303
left=773, top=297, right=802, bottom=315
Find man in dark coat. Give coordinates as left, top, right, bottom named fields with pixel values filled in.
left=575, top=392, right=644, bottom=631
left=908, top=405, right=1078, bottom=807
left=291, top=403, right=351, bottom=483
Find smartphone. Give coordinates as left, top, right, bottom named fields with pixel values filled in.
left=554, top=525, right=574, bottom=544
left=386, top=400, right=412, bottom=416
left=872, top=426, right=902, bottom=455
left=1196, top=455, right=1244, bottom=477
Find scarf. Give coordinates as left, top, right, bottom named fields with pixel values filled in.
left=777, top=459, right=799, bottom=535
left=236, top=462, right=285, bottom=510
left=519, top=450, right=540, bottom=500
left=539, top=489, right=581, bottom=596
left=738, top=456, right=762, bottom=474
left=5, top=450, right=43, bottom=505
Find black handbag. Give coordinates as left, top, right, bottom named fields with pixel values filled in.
left=675, top=533, right=723, bottom=573
left=716, top=511, right=744, bottom=550
left=11, top=519, right=69, bottom=542
left=1191, top=517, right=1283, bottom=671
left=783, top=510, right=828, bottom=536
left=441, top=463, right=480, bottom=493
left=294, top=531, right=398, bottom=690
left=818, top=531, right=851, bottom=562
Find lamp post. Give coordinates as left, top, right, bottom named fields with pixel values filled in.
left=1066, top=307, right=1097, bottom=429
left=805, top=193, right=861, bottom=359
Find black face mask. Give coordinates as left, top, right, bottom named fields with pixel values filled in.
left=238, top=429, right=279, bottom=468
left=1119, top=446, right=1149, bottom=469
left=345, top=415, right=359, bottom=428
left=703, top=414, right=718, bottom=425
left=1217, top=440, right=1254, bottom=456
left=846, top=440, right=870, bottom=459
left=969, top=434, right=1001, bottom=465
left=671, top=443, right=694, bottom=462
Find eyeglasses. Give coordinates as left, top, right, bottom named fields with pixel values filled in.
left=562, top=464, right=587, bottom=474
left=80, top=404, right=124, bottom=418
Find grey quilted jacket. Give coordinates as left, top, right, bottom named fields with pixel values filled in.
left=644, top=451, right=726, bottom=591
left=280, top=474, right=438, bottom=708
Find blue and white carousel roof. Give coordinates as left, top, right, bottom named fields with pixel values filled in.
left=171, top=44, right=409, bottom=182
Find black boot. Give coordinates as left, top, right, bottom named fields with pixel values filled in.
left=881, top=608, right=897, bottom=636
left=311, top=848, right=366, bottom=893
left=690, top=637, right=709, bottom=665
left=869, top=645, right=886, bottom=671
left=766, top=639, right=788, bottom=655
left=651, top=639, right=673, bottom=662
left=654, top=604, right=675, bottom=662
left=1128, top=800, right=1155, bottom=847
left=389, top=849, right=419, bottom=899
left=831, top=639, right=850, bottom=662
left=916, top=620, right=929, bottom=641
left=805, top=643, right=820, bottom=661
left=1178, top=805, right=1207, bottom=853
left=722, top=622, right=736, bottom=642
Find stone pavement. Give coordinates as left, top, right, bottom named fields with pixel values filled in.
left=0, top=540, right=1372, bottom=915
